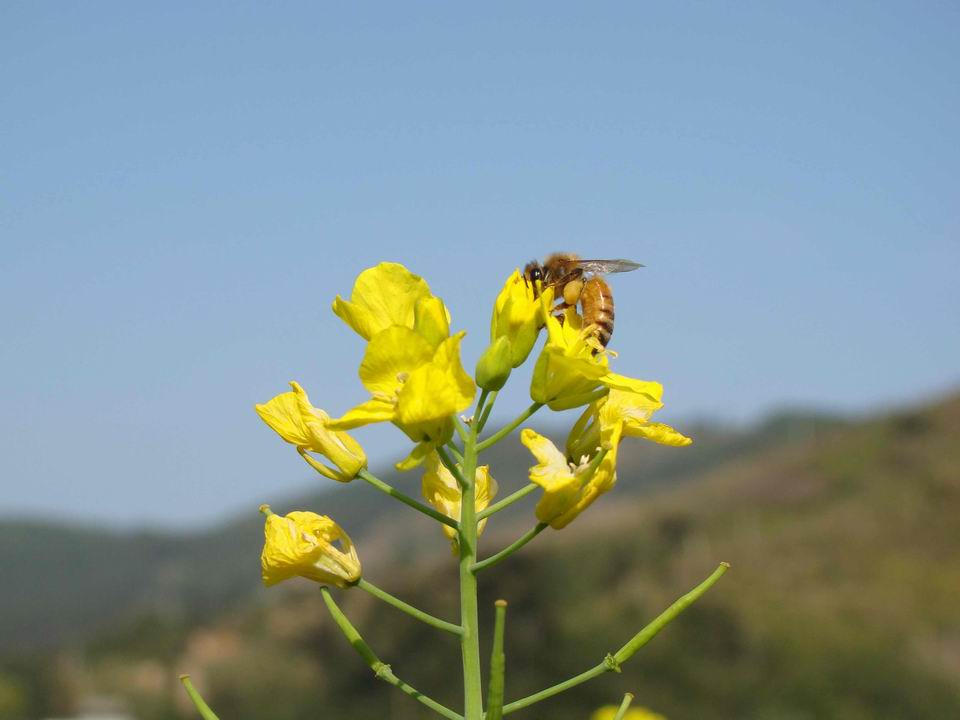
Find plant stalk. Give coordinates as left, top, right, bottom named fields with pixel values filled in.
left=357, top=578, right=463, bottom=636
left=458, top=392, right=486, bottom=720
left=320, top=587, right=463, bottom=720
left=486, top=600, right=508, bottom=720
left=473, top=523, right=548, bottom=572
left=476, top=402, right=543, bottom=452
left=358, top=469, right=459, bottom=531
left=502, top=562, right=730, bottom=715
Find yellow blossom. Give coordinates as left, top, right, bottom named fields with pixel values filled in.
left=260, top=509, right=361, bottom=588
left=591, top=706, right=667, bottom=720
left=567, top=386, right=692, bottom=462
left=490, top=269, right=554, bottom=367
left=255, top=382, right=367, bottom=482
left=520, top=428, right=615, bottom=529
left=530, top=308, right=662, bottom=410
left=332, top=262, right=450, bottom=343
left=421, top=453, right=498, bottom=551
left=328, top=329, right=476, bottom=470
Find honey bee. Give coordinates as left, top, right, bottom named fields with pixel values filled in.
left=524, top=253, right=642, bottom=348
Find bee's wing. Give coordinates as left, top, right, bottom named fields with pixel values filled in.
left=573, top=259, right=644, bottom=275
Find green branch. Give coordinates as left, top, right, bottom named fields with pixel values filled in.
left=476, top=390, right=498, bottom=433
left=613, top=693, right=635, bottom=720
left=321, top=587, right=463, bottom=720
left=178, top=675, right=220, bottom=720
left=477, top=483, right=537, bottom=521
left=357, top=578, right=463, bottom=636
left=476, top=402, right=543, bottom=452
left=486, top=600, right=508, bottom=720
left=437, top=445, right=469, bottom=490
left=358, top=469, right=459, bottom=531
left=473, top=523, right=548, bottom=573
left=502, top=562, right=730, bottom=715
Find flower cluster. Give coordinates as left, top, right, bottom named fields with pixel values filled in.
left=253, top=259, right=689, bottom=600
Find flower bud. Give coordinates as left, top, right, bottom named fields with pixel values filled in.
left=475, top=336, right=513, bottom=391
left=490, top=270, right=553, bottom=368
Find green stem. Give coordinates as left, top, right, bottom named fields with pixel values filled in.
left=502, top=562, right=730, bottom=715
left=476, top=402, right=543, bottom=452
left=321, top=587, right=463, bottom=720
left=476, top=390, right=498, bottom=433
left=473, top=523, right=548, bottom=573
left=358, top=469, right=459, bottom=531
left=477, top=483, right=537, bottom=521
left=437, top=445, right=469, bottom=490
left=357, top=578, right=463, bottom=636
left=178, top=675, right=220, bottom=720
left=486, top=600, right=508, bottom=720
left=614, top=562, right=731, bottom=663
left=459, top=392, right=485, bottom=720
left=613, top=693, right=635, bottom=720
left=445, top=442, right=465, bottom=464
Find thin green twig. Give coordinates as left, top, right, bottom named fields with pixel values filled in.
left=473, top=523, right=548, bottom=573
left=476, top=390, right=498, bottom=433
left=437, top=445, right=469, bottom=490
left=321, top=587, right=463, bottom=720
left=613, top=693, right=635, bottom=720
left=178, top=675, right=220, bottom=720
left=486, top=600, right=508, bottom=720
left=445, top=441, right=465, bottom=464
left=476, top=402, right=543, bottom=452
left=357, top=578, right=463, bottom=636
left=477, top=483, right=538, bottom=521
left=358, top=469, right=459, bottom=530
left=502, top=562, right=730, bottom=715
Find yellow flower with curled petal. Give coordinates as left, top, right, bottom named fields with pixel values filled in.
left=490, top=269, right=554, bottom=368
left=567, top=386, right=692, bottom=462
left=520, top=428, right=615, bottom=529
left=328, top=328, right=476, bottom=470
left=332, top=262, right=451, bottom=343
left=260, top=507, right=361, bottom=588
left=421, top=453, right=498, bottom=551
left=255, top=382, right=367, bottom=482
left=530, top=308, right=663, bottom=410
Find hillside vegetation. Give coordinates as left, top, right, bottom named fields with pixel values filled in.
left=2, top=396, right=958, bottom=719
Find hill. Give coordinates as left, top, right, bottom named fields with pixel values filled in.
left=5, top=397, right=960, bottom=719
left=0, top=411, right=839, bottom=656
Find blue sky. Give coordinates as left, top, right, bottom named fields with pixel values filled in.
left=2, top=2, right=958, bottom=528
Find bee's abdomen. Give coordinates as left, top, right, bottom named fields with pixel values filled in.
left=581, top=277, right=615, bottom=347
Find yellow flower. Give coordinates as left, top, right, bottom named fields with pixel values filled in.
left=421, top=453, right=498, bottom=551
left=530, top=308, right=661, bottom=410
left=490, top=269, right=554, bottom=368
left=260, top=508, right=361, bottom=588
left=520, top=428, right=615, bottom=529
left=567, top=386, right=692, bottom=462
left=591, top=706, right=667, bottom=720
left=328, top=329, right=476, bottom=470
left=332, top=262, right=451, bottom=343
left=255, top=382, right=367, bottom=482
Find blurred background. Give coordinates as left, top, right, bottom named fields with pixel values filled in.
left=2, top=3, right=958, bottom=719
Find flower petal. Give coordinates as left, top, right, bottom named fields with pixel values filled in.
left=328, top=397, right=396, bottom=430
left=359, top=326, right=435, bottom=396
left=332, top=262, right=436, bottom=340
left=255, top=385, right=315, bottom=447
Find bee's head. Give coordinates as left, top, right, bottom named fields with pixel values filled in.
left=523, top=261, right=544, bottom=285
